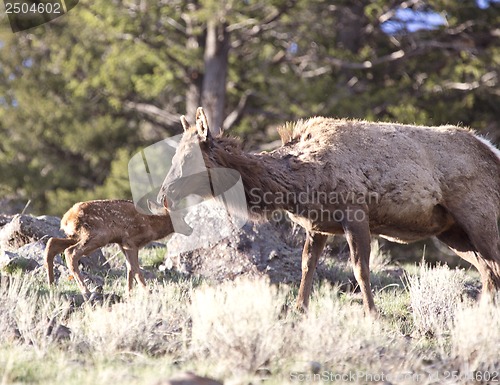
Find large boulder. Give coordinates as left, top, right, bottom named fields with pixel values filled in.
left=17, top=239, right=52, bottom=265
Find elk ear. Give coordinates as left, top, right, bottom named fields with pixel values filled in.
left=147, top=199, right=165, bottom=215
left=180, top=115, right=190, bottom=132
left=195, top=107, right=211, bottom=142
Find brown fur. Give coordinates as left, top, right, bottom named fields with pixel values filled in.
left=44, top=199, right=173, bottom=298
left=160, top=108, right=500, bottom=314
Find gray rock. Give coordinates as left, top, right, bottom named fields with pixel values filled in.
left=0, top=214, right=64, bottom=250
left=0, top=250, right=17, bottom=269
left=0, top=249, right=39, bottom=272
left=77, top=249, right=107, bottom=271
left=0, top=215, right=13, bottom=227
left=308, top=361, right=322, bottom=374
left=154, top=372, right=223, bottom=385
left=36, top=215, right=62, bottom=228
left=0, top=214, right=107, bottom=272
left=17, top=239, right=50, bottom=265
left=46, top=317, right=71, bottom=342
left=163, top=202, right=356, bottom=286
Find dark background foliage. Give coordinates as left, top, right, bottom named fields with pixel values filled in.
left=0, top=0, right=498, bottom=215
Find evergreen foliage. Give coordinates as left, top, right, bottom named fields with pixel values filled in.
left=0, top=0, right=498, bottom=214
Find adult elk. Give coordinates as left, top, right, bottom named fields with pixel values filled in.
left=159, top=107, right=500, bottom=314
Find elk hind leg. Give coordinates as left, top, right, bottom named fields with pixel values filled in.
left=44, top=237, right=76, bottom=285
left=438, top=222, right=500, bottom=304
left=64, top=238, right=102, bottom=299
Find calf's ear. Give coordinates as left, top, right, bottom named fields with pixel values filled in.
left=147, top=199, right=166, bottom=215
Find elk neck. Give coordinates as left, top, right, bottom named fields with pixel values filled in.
left=205, top=138, right=305, bottom=217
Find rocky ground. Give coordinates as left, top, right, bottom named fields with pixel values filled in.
left=0, top=213, right=106, bottom=282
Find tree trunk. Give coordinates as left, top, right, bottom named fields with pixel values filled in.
left=201, top=20, right=230, bottom=135
left=186, top=72, right=202, bottom=125
left=185, top=17, right=202, bottom=125
left=337, top=3, right=365, bottom=53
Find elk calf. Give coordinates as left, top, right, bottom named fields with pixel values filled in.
left=44, top=199, right=173, bottom=298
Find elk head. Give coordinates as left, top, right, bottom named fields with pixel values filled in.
left=158, top=107, right=216, bottom=211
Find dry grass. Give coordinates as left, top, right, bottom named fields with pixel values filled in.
left=190, top=278, right=290, bottom=376
left=451, top=304, right=500, bottom=372
left=0, top=259, right=499, bottom=385
left=406, top=263, right=470, bottom=337
left=69, top=282, right=190, bottom=356
left=369, top=238, right=392, bottom=272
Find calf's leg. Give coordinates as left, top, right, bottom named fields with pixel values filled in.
left=64, top=237, right=103, bottom=299
left=44, top=237, right=76, bottom=285
left=120, top=246, right=147, bottom=292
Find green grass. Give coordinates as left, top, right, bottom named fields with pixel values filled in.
left=0, top=261, right=498, bottom=385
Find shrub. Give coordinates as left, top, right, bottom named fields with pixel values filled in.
left=451, top=304, right=500, bottom=372
left=68, top=282, right=190, bottom=357
left=190, top=277, right=289, bottom=375
left=406, top=263, right=469, bottom=337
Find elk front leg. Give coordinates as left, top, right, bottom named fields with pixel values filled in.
left=342, top=211, right=376, bottom=315
left=121, top=246, right=147, bottom=292
left=296, top=232, right=328, bottom=311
